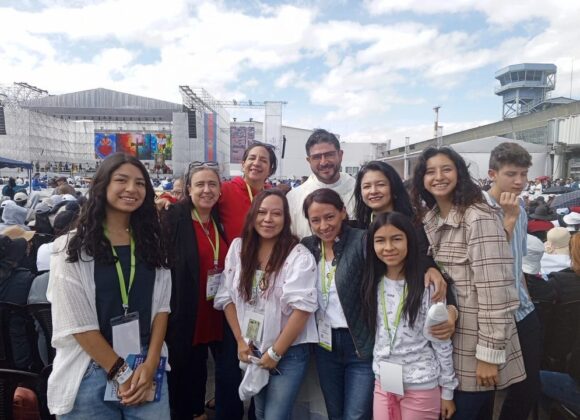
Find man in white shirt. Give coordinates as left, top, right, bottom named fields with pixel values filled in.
left=287, top=129, right=355, bottom=238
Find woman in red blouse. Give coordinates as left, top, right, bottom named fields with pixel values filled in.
left=163, top=162, right=243, bottom=420
left=219, top=143, right=277, bottom=239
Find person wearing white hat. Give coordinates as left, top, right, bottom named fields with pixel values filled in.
left=563, top=212, right=580, bottom=232
left=14, top=192, right=28, bottom=207
left=541, top=227, right=572, bottom=275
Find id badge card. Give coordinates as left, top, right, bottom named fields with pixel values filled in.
left=242, top=310, right=264, bottom=343
left=379, top=361, right=404, bottom=396
left=110, top=311, right=141, bottom=359
left=206, top=268, right=223, bottom=301
left=317, top=317, right=332, bottom=351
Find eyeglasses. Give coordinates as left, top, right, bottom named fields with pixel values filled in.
left=308, top=151, right=338, bottom=162
left=188, top=161, right=219, bottom=170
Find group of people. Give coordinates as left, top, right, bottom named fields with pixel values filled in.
left=11, top=129, right=572, bottom=420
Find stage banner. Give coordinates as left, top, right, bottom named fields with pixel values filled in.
left=204, top=112, right=217, bottom=161
left=95, top=133, right=117, bottom=159
left=156, top=133, right=173, bottom=160
left=230, top=126, right=255, bottom=163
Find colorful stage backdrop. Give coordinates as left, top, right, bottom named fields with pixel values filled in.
left=95, top=132, right=172, bottom=160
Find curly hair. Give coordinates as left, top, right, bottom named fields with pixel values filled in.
left=238, top=189, right=298, bottom=302
left=354, top=160, right=413, bottom=227
left=411, top=147, right=485, bottom=221
left=67, top=153, right=168, bottom=268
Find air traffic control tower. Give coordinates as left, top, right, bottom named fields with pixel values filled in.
left=495, top=63, right=557, bottom=119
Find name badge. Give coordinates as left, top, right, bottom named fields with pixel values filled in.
left=242, top=310, right=264, bottom=343
left=206, top=269, right=223, bottom=301
left=317, top=318, right=332, bottom=351
left=379, top=361, right=404, bottom=396
left=110, top=312, right=141, bottom=359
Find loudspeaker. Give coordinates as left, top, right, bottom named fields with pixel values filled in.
left=187, top=109, right=197, bottom=139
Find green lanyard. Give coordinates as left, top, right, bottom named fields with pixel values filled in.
left=105, top=227, right=136, bottom=315
left=320, top=241, right=337, bottom=310
left=192, top=208, right=220, bottom=268
left=379, top=277, right=407, bottom=349
left=245, top=182, right=254, bottom=202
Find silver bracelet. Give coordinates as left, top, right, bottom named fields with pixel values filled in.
left=267, top=346, right=282, bottom=362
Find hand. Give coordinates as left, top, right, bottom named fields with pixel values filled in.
left=119, top=361, right=155, bottom=405
left=155, top=197, right=172, bottom=211
left=237, top=338, right=251, bottom=363
left=476, top=360, right=498, bottom=387
left=424, top=267, right=447, bottom=302
left=499, top=192, right=520, bottom=219
left=441, top=399, right=456, bottom=419
left=259, top=351, right=279, bottom=370
left=429, top=307, right=456, bottom=340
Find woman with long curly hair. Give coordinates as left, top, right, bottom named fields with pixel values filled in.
left=410, top=147, right=525, bottom=419
left=47, top=153, right=171, bottom=419
left=214, top=189, right=318, bottom=420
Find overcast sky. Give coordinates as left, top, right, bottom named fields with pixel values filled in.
left=2, top=0, right=580, bottom=147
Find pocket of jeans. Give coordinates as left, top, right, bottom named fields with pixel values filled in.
left=82, top=361, right=98, bottom=380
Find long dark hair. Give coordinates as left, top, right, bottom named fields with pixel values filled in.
left=238, top=189, right=298, bottom=301
left=354, top=161, right=413, bottom=227
left=411, top=147, right=485, bottom=221
left=67, top=153, right=168, bottom=268
left=361, top=212, right=424, bottom=331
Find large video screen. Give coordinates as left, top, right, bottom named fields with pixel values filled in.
left=95, top=132, right=172, bottom=160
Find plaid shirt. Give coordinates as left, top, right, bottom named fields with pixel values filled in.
left=423, top=204, right=526, bottom=392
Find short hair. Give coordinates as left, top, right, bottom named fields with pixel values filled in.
left=242, top=142, right=277, bottom=176
left=305, top=129, right=340, bottom=156
left=489, top=142, right=532, bottom=171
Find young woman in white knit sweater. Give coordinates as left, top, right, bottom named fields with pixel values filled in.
left=362, top=212, right=457, bottom=420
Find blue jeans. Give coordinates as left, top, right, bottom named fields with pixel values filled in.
left=315, top=329, right=373, bottom=420
left=540, top=371, right=580, bottom=414
left=59, top=360, right=170, bottom=419
left=254, top=343, right=310, bottom=420
left=453, top=390, right=495, bottom=420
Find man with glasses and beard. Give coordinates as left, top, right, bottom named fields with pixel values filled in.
left=287, top=129, right=355, bottom=239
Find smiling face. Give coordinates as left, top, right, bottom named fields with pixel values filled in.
left=373, top=224, right=408, bottom=278
left=106, top=163, right=146, bottom=215
left=423, top=153, right=458, bottom=205
left=307, top=142, right=343, bottom=184
left=254, top=194, right=285, bottom=240
left=361, top=170, right=393, bottom=214
left=306, top=201, right=346, bottom=244
left=242, top=146, right=271, bottom=185
left=188, top=168, right=220, bottom=212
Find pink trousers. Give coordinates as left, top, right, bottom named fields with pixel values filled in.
left=373, top=380, right=441, bottom=420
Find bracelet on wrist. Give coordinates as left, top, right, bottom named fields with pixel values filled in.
left=267, top=346, right=282, bottom=362
left=107, top=357, right=125, bottom=381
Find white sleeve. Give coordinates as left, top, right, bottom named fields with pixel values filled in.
left=279, top=244, right=318, bottom=315
left=214, top=238, right=241, bottom=311
left=48, top=241, right=99, bottom=347
left=154, top=268, right=172, bottom=314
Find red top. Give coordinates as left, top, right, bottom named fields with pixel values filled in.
left=192, top=218, right=228, bottom=345
left=219, top=176, right=258, bottom=240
